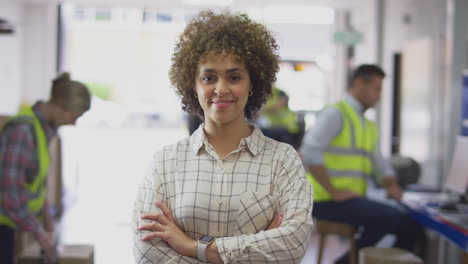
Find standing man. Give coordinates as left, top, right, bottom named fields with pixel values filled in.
left=0, top=73, right=91, bottom=264
left=300, top=64, right=424, bottom=264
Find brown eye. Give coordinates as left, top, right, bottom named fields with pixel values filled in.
left=202, top=76, right=215, bottom=82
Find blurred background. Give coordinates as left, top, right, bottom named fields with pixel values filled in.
left=0, top=0, right=467, bottom=263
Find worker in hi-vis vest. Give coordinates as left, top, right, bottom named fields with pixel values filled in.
left=300, top=65, right=425, bottom=264
left=0, top=73, right=91, bottom=264
left=259, top=87, right=301, bottom=148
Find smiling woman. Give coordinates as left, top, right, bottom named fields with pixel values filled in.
left=132, top=9, right=313, bottom=264
left=195, top=54, right=251, bottom=134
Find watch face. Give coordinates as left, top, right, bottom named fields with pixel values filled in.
left=199, top=235, right=214, bottom=243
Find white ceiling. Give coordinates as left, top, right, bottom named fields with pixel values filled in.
left=8, top=0, right=368, bottom=10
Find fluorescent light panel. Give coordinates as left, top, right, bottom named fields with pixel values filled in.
left=183, top=0, right=233, bottom=6
left=264, top=5, right=334, bottom=25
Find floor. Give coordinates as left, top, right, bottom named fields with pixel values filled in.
left=57, top=125, right=351, bottom=264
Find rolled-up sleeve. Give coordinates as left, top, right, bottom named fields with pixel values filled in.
left=372, top=145, right=396, bottom=179
left=300, top=107, right=342, bottom=167
left=216, top=147, right=313, bottom=263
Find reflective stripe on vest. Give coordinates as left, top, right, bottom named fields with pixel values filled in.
left=307, top=100, right=378, bottom=202
left=0, top=106, right=50, bottom=227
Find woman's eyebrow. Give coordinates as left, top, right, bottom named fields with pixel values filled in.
left=226, top=68, right=245, bottom=73
left=200, top=68, right=216, bottom=73
left=199, top=68, right=246, bottom=74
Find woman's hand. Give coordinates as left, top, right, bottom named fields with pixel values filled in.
left=139, top=201, right=197, bottom=258
left=266, top=212, right=283, bottom=230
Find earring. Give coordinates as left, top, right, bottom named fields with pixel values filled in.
left=194, top=93, right=198, bottom=98
left=249, top=91, right=253, bottom=97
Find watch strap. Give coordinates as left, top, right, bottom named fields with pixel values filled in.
left=197, top=240, right=209, bottom=262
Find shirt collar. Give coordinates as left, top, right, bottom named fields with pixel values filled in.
left=344, top=93, right=364, bottom=114
left=190, top=123, right=265, bottom=156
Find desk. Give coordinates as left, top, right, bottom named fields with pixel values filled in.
left=400, top=200, right=468, bottom=250
left=400, top=193, right=468, bottom=263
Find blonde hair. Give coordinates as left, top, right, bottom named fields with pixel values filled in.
left=50, top=72, right=91, bottom=113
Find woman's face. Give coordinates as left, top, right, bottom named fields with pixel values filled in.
left=195, top=53, right=251, bottom=127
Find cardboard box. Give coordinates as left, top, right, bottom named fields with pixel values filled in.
left=18, top=243, right=94, bottom=264
left=14, top=232, right=35, bottom=258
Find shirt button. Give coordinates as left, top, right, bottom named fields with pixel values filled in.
left=217, top=198, right=223, bottom=205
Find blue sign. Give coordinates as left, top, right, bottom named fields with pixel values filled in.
left=461, top=72, right=468, bottom=135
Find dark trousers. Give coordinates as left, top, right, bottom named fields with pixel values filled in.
left=313, top=198, right=425, bottom=264
left=0, top=225, right=15, bottom=264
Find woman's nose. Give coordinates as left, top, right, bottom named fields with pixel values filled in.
left=214, top=79, right=229, bottom=96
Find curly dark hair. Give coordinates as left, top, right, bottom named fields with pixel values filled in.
left=169, top=9, right=280, bottom=119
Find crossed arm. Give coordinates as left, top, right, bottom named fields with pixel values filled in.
left=137, top=200, right=284, bottom=263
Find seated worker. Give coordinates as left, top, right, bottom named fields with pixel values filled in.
left=259, top=87, right=301, bottom=149
left=132, top=10, right=313, bottom=264
left=300, top=64, right=425, bottom=264
left=0, top=73, right=91, bottom=264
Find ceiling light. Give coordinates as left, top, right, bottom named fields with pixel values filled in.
left=183, top=0, right=233, bottom=6
left=264, top=5, right=334, bottom=25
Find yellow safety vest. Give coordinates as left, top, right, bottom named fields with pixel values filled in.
left=0, top=106, right=50, bottom=227
left=263, top=109, right=300, bottom=134
left=263, top=88, right=299, bottom=134
left=306, top=100, right=378, bottom=202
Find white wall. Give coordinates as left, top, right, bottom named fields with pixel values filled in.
left=0, top=2, right=23, bottom=115
left=380, top=0, right=448, bottom=187
left=22, top=2, right=58, bottom=104
left=345, top=0, right=461, bottom=187
left=269, top=23, right=333, bottom=62
left=349, top=0, right=378, bottom=65
left=326, top=0, right=378, bottom=110
left=0, top=1, right=57, bottom=115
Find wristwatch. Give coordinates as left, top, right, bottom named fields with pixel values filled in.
left=197, top=235, right=215, bottom=262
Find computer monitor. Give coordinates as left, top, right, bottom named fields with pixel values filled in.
left=444, top=136, right=468, bottom=195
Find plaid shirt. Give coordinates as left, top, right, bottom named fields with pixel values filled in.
left=0, top=102, right=56, bottom=240
left=133, top=125, right=313, bottom=263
